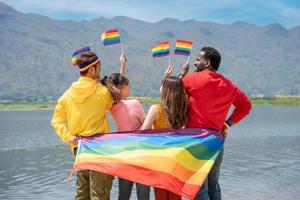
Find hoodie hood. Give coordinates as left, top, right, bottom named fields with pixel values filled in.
left=69, top=76, right=98, bottom=103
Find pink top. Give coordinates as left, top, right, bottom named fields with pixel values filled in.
left=110, top=99, right=145, bottom=131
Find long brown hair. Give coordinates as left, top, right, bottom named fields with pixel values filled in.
left=101, top=73, right=129, bottom=103
left=160, top=76, right=188, bottom=129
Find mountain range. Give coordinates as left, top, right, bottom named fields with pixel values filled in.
left=0, top=1, right=299, bottom=101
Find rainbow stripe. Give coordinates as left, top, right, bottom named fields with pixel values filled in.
left=71, top=46, right=91, bottom=65
left=101, top=29, right=121, bottom=46
left=68, top=128, right=224, bottom=199
left=152, top=41, right=170, bottom=58
left=174, top=40, right=193, bottom=56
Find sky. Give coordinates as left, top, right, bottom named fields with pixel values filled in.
left=1, top=0, right=300, bottom=28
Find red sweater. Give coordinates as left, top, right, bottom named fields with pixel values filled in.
left=183, top=69, right=252, bottom=131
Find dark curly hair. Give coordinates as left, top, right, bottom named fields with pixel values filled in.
left=201, top=47, right=221, bottom=71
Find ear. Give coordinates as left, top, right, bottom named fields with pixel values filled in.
left=89, top=66, right=95, bottom=73
left=205, top=60, right=211, bottom=68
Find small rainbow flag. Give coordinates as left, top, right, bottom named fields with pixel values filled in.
left=174, top=40, right=193, bottom=56
left=152, top=41, right=170, bottom=58
left=71, top=46, right=91, bottom=65
left=101, top=29, right=121, bottom=46
left=68, top=128, right=224, bottom=199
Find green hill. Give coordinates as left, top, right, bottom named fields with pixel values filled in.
left=0, top=2, right=299, bottom=101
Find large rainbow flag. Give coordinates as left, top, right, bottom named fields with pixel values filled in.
left=174, top=39, right=193, bottom=56
left=101, top=29, right=121, bottom=46
left=68, top=128, right=224, bottom=199
left=152, top=41, right=170, bottom=58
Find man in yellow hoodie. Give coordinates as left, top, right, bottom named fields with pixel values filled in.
left=51, top=52, right=113, bottom=200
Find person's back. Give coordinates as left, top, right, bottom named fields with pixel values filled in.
left=55, top=77, right=112, bottom=150
left=111, top=99, right=145, bottom=131
left=184, top=69, right=251, bottom=130
left=51, top=52, right=113, bottom=200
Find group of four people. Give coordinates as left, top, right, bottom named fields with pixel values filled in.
left=51, top=46, right=252, bottom=200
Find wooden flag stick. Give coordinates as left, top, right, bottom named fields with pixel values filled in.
left=121, top=43, right=124, bottom=55
left=186, top=55, right=190, bottom=64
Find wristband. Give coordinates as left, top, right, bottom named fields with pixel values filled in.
left=224, top=120, right=232, bottom=128
left=178, top=73, right=184, bottom=79
left=223, top=122, right=230, bottom=129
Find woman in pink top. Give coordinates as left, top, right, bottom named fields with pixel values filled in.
left=101, top=54, right=150, bottom=200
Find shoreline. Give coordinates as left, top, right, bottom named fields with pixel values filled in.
left=0, top=96, right=299, bottom=111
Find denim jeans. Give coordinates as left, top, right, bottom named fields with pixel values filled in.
left=118, top=178, right=150, bottom=200
left=194, top=149, right=224, bottom=200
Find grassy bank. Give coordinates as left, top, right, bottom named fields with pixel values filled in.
left=251, top=96, right=300, bottom=106
left=0, top=102, right=56, bottom=111
left=0, top=96, right=299, bottom=111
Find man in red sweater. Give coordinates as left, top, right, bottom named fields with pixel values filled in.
left=181, top=47, right=252, bottom=200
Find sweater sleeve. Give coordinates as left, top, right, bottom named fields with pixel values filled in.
left=227, top=87, right=252, bottom=124
left=51, top=97, right=72, bottom=144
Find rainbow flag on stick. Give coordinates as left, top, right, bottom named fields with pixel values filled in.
left=71, top=46, right=91, bottom=65
left=174, top=40, right=193, bottom=56
left=68, top=128, right=224, bottom=199
left=101, top=29, right=121, bottom=46
left=152, top=41, right=170, bottom=58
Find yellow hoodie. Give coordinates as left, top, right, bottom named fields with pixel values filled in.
left=51, top=76, right=113, bottom=152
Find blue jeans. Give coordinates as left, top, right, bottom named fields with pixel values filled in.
left=118, top=178, right=150, bottom=200
left=194, top=149, right=224, bottom=200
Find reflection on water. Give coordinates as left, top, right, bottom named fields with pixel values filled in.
left=0, top=106, right=299, bottom=199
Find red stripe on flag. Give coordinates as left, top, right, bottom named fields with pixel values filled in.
left=69, top=162, right=203, bottom=199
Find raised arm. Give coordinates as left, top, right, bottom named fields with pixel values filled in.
left=178, top=63, right=189, bottom=79
left=119, top=53, right=128, bottom=76
left=163, top=65, right=173, bottom=79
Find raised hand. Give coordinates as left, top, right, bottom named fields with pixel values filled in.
left=120, top=54, right=128, bottom=75
left=164, top=65, right=173, bottom=78
left=181, top=63, right=189, bottom=76
left=120, top=54, right=128, bottom=65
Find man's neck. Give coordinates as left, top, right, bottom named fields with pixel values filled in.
left=206, top=66, right=216, bottom=72
left=195, top=67, right=216, bottom=72
left=82, top=74, right=95, bottom=80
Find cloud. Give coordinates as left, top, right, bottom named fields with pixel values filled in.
left=264, top=1, right=300, bottom=27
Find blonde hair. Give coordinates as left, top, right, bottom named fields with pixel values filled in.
left=160, top=76, right=188, bottom=128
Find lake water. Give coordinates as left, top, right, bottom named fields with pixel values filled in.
left=0, top=106, right=299, bottom=200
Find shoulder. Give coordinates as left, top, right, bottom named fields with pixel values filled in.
left=59, top=88, right=71, bottom=102
left=149, top=104, right=160, bottom=113
left=97, top=83, right=109, bottom=91
left=183, top=72, right=200, bottom=84
left=125, top=99, right=142, bottom=105
left=145, top=104, right=159, bottom=121
left=184, top=72, right=198, bottom=80
left=127, top=99, right=144, bottom=110
left=97, top=83, right=112, bottom=96
left=215, top=72, right=237, bottom=88
left=96, top=84, right=113, bottom=105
